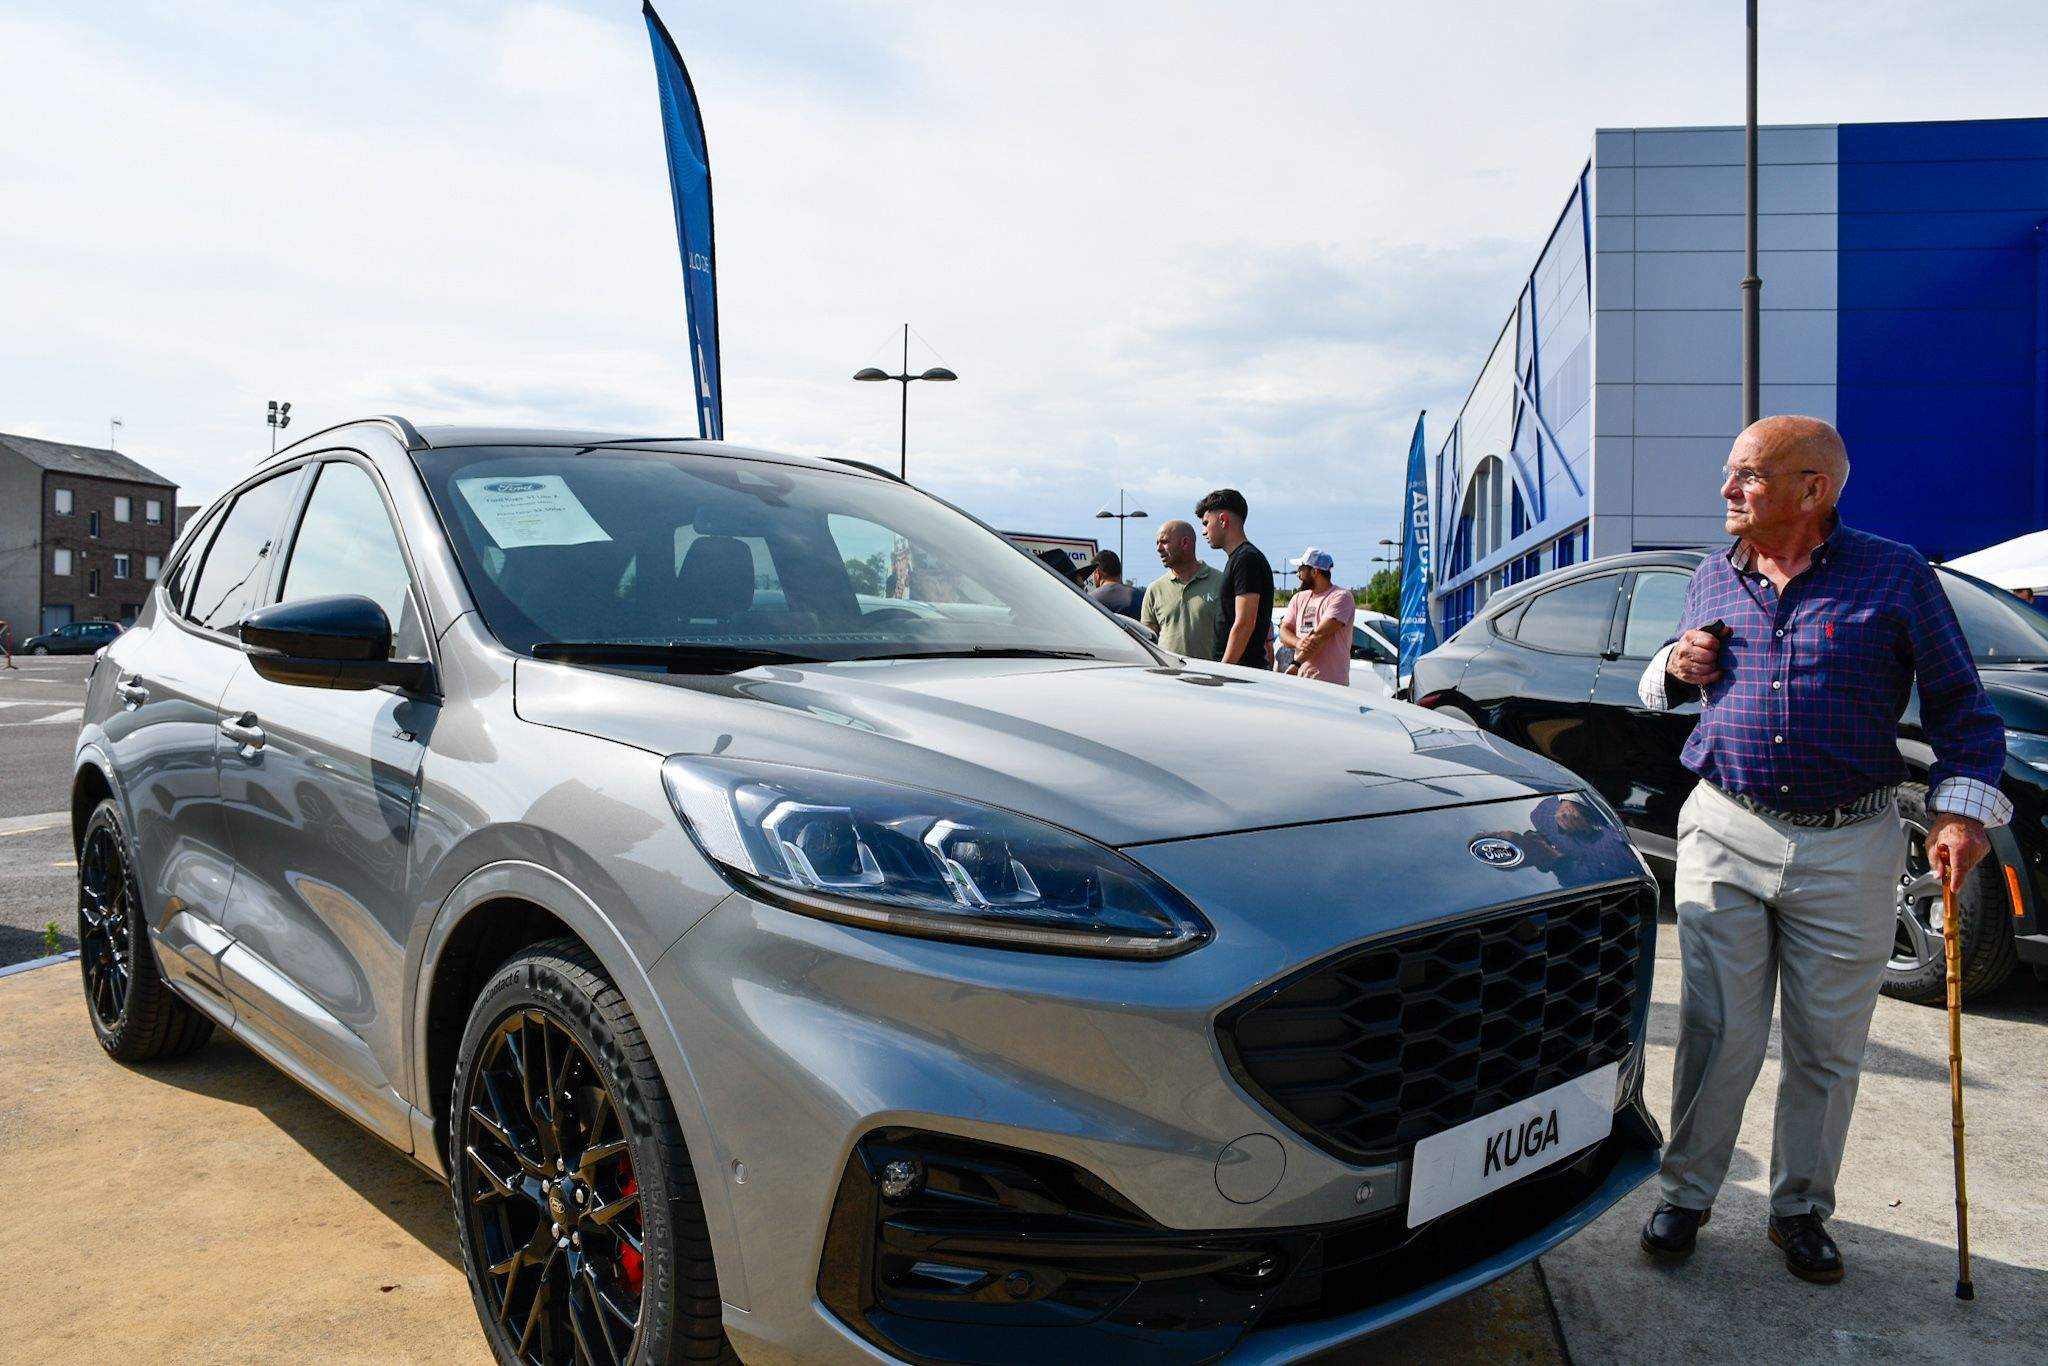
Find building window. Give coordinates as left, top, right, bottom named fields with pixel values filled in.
left=114, top=554, right=131, bottom=579
left=54, top=488, right=73, bottom=515
left=88, top=510, right=100, bottom=538
left=145, top=499, right=163, bottom=525
left=53, top=548, right=72, bottom=576
left=115, top=496, right=132, bottom=522
left=88, top=568, right=101, bottom=597
left=144, top=554, right=161, bottom=579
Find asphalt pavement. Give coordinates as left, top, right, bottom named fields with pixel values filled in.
left=0, top=654, right=92, bottom=965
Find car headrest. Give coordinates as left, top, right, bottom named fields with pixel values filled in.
left=676, top=535, right=754, bottom=620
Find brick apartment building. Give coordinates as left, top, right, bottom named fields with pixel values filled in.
left=0, top=432, right=180, bottom=638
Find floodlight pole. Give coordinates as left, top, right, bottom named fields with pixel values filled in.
left=1741, top=0, right=1761, bottom=428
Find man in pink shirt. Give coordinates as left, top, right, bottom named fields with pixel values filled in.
left=1276, top=548, right=1354, bottom=686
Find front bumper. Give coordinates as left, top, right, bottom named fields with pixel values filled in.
left=647, top=795, right=1656, bottom=1363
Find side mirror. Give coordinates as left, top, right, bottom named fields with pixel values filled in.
left=239, top=595, right=432, bottom=692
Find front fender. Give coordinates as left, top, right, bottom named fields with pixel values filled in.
left=407, top=859, right=750, bottom=1309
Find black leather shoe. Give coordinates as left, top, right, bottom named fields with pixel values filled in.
left=1768, top=1212, right=1844, bottom=1283
left=1640, top=1202, right=1710, bottom=1261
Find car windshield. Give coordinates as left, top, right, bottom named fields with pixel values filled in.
left=1940, top=567, right=2048, bottom=664
left=411, top=445, right=1154, bottom=666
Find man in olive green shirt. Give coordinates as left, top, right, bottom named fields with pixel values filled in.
left=1141, top=520, right=1222, bottom=659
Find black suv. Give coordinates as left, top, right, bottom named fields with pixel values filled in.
left=1410, top=550, right=2048, bottom=1002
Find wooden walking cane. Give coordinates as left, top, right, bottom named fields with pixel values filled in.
left=1942, top=869, right=1975, bottom=1300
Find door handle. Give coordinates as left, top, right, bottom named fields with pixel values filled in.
left=115, top=677, right=150, bottom=707
left=219, top=713, right=266, bottom=751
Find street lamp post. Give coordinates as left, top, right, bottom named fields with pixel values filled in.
left=1741, top=0, right=1761, bottom=427
left=266, top=400, right=292, bottom=455
left=1093, top=490, right=1148, bottom=567
left=853, top=324, right=956, bottom=481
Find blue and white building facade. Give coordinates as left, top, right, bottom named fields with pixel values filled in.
left=1433, top=116, right=2048, bottom=633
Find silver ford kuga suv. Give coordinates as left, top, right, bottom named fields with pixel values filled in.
left=72, top=418, right=1660, bottom=1364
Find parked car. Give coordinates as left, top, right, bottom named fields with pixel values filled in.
left=1270, top=605, right=1400, bottom=694
left=1410, top=550, right=2048, bottom=1002
left=22, top=619, right=122, bottom=654
left=75, top=418, right=1660, bottom=1364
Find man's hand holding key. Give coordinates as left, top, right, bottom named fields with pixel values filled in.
left=1669, top=619, right=1730, bottom=688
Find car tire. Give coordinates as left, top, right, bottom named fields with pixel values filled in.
left=449, top=938, right=735, bottom=1365
left=77, top=798, right=215, bottom=1061
left=32, top=644, right=49, bottom=655
left=1881, top=781, right=2019, bottom=1005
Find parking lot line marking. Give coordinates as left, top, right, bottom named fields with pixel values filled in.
left=0, top=811, right=67, bottom=836
left=0, top=707, right=82, bottom=726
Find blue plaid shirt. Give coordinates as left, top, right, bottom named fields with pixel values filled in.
left=1640, top=519, right=2010, bottom=825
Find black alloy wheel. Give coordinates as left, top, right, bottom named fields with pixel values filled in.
left=76, top=798, right=214, bottom=1061
left=451, top=941, right=732, bottom=1366
left=78, top=820, right=134, bottom=1025
left=462, top=1009, right=645, bottom=1363
left=1883, top=781, right=2018, bottom=1004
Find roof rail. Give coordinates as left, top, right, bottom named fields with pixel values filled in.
left=261, top=414, right=424, bottom=464
left=825, top=457, right=904, bottom=482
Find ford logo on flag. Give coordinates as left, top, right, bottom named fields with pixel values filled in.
left=1468, top=837, right=1524, bottom=869
left=486, top=480, right=546, bottom=493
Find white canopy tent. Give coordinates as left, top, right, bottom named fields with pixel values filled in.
left=1943, top=531, right=2048, bottom=591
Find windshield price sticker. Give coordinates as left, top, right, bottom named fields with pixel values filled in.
left=456, top=475, right=612, bottom=549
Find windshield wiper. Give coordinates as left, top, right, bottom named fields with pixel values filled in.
left=530, top=641, right=830, bottom=674
left=847, top=646, right=1102, bottom=662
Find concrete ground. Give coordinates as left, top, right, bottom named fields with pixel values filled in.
left=0, top=959, right=1556, bottom=1363
left=1543, top=910, right=2048, bottom=1364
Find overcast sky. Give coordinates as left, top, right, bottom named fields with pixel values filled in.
left=4, top=1, right=2044, bottom=582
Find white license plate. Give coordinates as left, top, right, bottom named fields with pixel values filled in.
left=1406, top=1062, right=1618, bottom=1227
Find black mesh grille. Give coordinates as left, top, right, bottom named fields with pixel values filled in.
left=1219, top=886, right=1649, bottom=1166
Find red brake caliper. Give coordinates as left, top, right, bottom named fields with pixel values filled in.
left=617, top=1163, right=644, bottom=1295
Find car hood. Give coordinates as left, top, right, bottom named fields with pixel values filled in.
left=1977, top=663, right=2048, bottom=735
left=512, top=656, right=1585, bottom=847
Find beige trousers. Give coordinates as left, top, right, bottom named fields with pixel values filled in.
left=1658, top=781, right=1906, bottom=1219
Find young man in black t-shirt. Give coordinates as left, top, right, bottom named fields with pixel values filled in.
left=1194, top=488, right=1274, bottom=669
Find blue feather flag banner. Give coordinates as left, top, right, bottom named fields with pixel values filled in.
left=1398, top=412, right=1438, bottom=680
left=643, top=2, right=724, bottom=438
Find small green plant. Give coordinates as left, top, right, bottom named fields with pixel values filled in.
left=42, top=920, right=61, bottom=956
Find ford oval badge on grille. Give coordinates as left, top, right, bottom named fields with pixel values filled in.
left=1468, top=837, right=1523, bottom=868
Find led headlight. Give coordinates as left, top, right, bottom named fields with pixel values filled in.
left=2007, top=731, right=2048, bottom=775
left=662, top=756, right=1211, bottom=958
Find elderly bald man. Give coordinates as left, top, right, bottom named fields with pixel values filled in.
left=1636, top=416, right=2008, bottom=1283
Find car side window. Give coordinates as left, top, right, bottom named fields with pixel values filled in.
left=1621, top=571, right=1692, bottom=658
left=1353, top=627, right=1395, bottom=662
left=187, top=473, right=302, bottom=633
left=160, top=507, right=220, bottom=616
left=278, top=460, right=429, bottom=660
left=1513, top=575, right=1622, bottom=655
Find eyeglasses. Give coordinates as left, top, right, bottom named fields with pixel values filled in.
left=1721, top=465, right=1819, bottom=490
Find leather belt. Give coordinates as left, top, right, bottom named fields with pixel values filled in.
left=1714, top=783, right=1898, bottom=829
